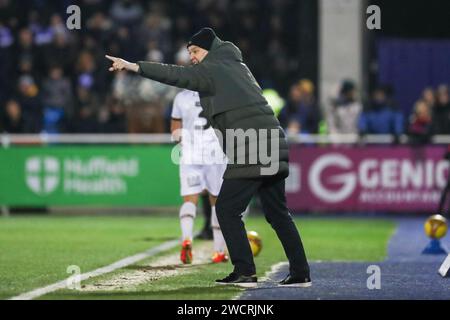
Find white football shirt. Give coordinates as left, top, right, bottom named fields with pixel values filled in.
left=171, top=90, right=225, bottom=165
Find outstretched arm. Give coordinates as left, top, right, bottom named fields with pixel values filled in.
left=105, top=55, right=214, bottom=94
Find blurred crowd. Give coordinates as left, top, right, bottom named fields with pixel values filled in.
left=0, top=0, right=301, bottom=134
left=0, top=0, right=449, bottom=142
left=282, top=79, right=450, bottom=144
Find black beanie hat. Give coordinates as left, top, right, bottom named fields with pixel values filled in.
left=187, top=28, right=216, bottom=51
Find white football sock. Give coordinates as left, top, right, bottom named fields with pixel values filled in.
left=180, top=202, right=196, bottom=242
left=211, top=206, right=227, bottom=253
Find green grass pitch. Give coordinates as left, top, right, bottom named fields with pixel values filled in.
left=0, top=215, right=395, bottom=300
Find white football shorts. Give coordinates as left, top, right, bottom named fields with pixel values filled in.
left=179, top=163, right=227, bottom=197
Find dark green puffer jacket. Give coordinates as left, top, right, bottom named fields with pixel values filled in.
left=137, top=37, right=289, bottom=179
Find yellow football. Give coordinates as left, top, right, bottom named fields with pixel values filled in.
left=424, top=214, right=448, bottom=239
left=247, top=230, right=262, bottom=257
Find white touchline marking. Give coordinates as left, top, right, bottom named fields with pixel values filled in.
left=258, top=262, right=289, bottom=283
left=79, top=241, right=213, bottom=292
left=9, top=239, right=181, bottom=300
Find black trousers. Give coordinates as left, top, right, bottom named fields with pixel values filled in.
left=215, top=175, right=310, bottom=277
left=438, top=170, right=450, bottom=217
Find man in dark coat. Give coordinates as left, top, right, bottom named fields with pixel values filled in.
left=106, top=28, right=310, bottom=287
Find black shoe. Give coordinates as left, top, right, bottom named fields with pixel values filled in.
left=279, top=274, right=312, bottom=287
left=197, top=228, right=213, bottom=240
left=216, top=272, right=258, bottom=288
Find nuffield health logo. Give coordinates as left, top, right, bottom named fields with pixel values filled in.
left=26, top=157, right=60, bottom=195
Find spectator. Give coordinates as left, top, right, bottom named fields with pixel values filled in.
left=145, top=40, right=164, bottom=63
left=86, top=12, right=113, bottom=45
left=69, top=84, right=100, bottom=133
left=408, top=99, right=433, bottom=145
left=41, top=66, right=73, bottom=133
left=422, top=87, right=435, bottom=109
left=359, top=86, right=404, bottom=137
left=115, top=26, right=143, bottom=62
left=42, top=66, right=73, bottom=113
left=14, top=28, right=42, bottom=76
left=49, top=14, right=67, bottom=38
left=138, top=12, right=172, bottom=59
left=285, top=79, right=320, bottom=135
left=16, top=75, right=43, bottom=133
left=2, top=99, right=25, bottom=133
left=75, top=50, right=98, bottom=95
left=326, top=80, right=362, bottom=135
left=110, top=0, right=144, bottom=26
left=0, top=21, right=14, bottom=48
left=432, top=84, right=450, bottom=135
left=17, top=55, right=34, bottom=76
left=99, top=97, right=127, bottom=133
left=43, top=28, right=75, bottom=74
left=28, top=11, right=53, bottom=47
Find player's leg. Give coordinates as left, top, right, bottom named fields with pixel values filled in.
left=257, top=175, right=311, bottom=285
left=209, top=194, right=228, bottom=263
left=215, top=178, right=261, bottom=277
left=179, top=194, right=199, bottom=265
left=180, top=194, right=199, bottom=242
left=198, top=192, right=213, bottom=239
left=204, top=163, right=228, bottom=262
left=179, top=165, right=203, bottom=264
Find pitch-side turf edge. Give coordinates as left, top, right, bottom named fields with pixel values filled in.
left=79, top=241, right=213, bottom=292
left=8, top=238, right=182, bottom=300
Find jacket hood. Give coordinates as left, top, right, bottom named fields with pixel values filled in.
left=203, top=37, right=243, bottom=63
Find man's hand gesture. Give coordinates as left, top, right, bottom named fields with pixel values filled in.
left=105, top=55, right=139, bottom=73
